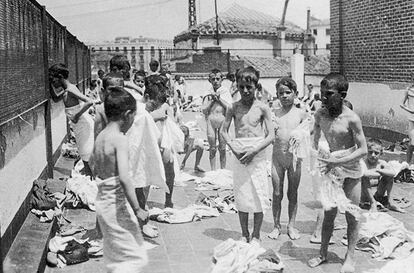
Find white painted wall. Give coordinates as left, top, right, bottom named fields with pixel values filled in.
left=0, top=100, right=67, bottom=235
left=311, top=24, right=330, bottom=56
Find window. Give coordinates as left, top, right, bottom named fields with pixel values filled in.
left=99, top=47, right=103, bottom=51
left=150, top=46, right=155, bottom=57
left=115, top=47, right=119, bottom=52
left=107, top=47, right=111, bottom=52
left=313, top=29, right=317, bottom=35
left=326, top=28, right=330, bottom=35
left=326, top=44, right=330, bottom=50
left=123, top=46, right=127, bottom=52
left=132, top=46, right=135, bottom=52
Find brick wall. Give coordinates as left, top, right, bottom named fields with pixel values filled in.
left=330, top=0, right=414, bottom=82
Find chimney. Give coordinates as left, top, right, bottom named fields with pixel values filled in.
left=306, top=8, right=311, bottom=34
left=188, top=0, right=197, bottom=28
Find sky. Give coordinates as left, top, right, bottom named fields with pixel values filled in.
left=37, top=0, right=330, bottom=44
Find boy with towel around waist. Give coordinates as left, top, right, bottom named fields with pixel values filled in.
left=49, top=63, right=99, bottom=177
left=221, top=66, right=275, bottom=245
left=90, top=87, right=148, bottom=272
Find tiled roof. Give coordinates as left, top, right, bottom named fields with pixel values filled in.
left=174, top=4, right=304, bottom=43
left=237, top=55, right=330, bottom=78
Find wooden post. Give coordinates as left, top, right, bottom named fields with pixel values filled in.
left=74, top=38, right=79, bottom=91
left=41, top=6, right=53, bottom=178
left=226, top=49, right=231, bottom=74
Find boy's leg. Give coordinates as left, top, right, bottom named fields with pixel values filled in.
left=407, top=121, right=414, bottom=163
left=252, top=212, right=264, bottom=240
left=376, top=176, right=405, bottom=212
left=218, top=128, right=226, bottom=169
left=342, top=178, right=361, bottom=273
left=206, top=120, right=217, bottom=170
left=164, top=160, right=175, bottom=208
left=286, top=160, right=302, bottom=240
left=308, top=207, right=337, bottom=268
left=268, top=159, right=285, bottom=239
left=361, top=177, right=377, bottom=211
left=194, top=147, right=205, bottom=172
left=238, top=211, right=250, bottom=241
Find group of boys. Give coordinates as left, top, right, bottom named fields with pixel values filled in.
left=50, top=56, right=407, bottom=273
left=205, top=68, right=407, bottom=273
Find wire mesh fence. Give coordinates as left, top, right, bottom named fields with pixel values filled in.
left=0, top=0, right=90, bottom=125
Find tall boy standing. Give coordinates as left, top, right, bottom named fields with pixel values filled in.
left=221, top=66, right=274, bottom=244
left=308, top=73, right=367, bottom=273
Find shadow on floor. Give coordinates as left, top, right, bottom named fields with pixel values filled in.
left=278, top=241, right=343, bottom=264
left=203, top=228, right=241, bottom=241
left=261, top=220, right=316, bottom=235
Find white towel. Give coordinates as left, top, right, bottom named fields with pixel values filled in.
left=95, top=176, right=147, bottom=273
left=232, top=137, right=270, bottom=213
left=127, top=103, right=167, bottom=191
left=65, top=104, right=94, bottom=161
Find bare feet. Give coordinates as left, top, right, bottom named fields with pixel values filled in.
left=194, top=165, right=206, bottom=173
left=287, top=226, right=301, bottom=240
left=340, top=261, right=355, bottom=273
left=250, top=237, right=261, bottom=247
left=308, top=256, right=327, bottom=268
left=268, top=227, right=281, bottom=240
left=310, top=234, right=335, bottom=244
left=387, top=203, right=406, bottom=213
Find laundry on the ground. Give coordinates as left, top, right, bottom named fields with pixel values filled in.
left=211, top=238, right=284, bottom=273
left=149, top=205, right=220, bottom=224
left=195, top=192, right=237, bottom=213
left=31, top=207, right=64, bottom=223
left=363, top=251, right=414, bottom=273
left=345, top=212, right=414, bottom=260
left=195, top=169, right=233, bottom=191
left=61, top=142, right=80, bottom=159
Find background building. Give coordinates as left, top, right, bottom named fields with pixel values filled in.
left=89, top=36, right=174, bottom=73
left=310, top=16, right=330, bottom=56
left=330, top=0, right=414, bottom=141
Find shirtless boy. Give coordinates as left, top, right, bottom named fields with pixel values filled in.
left=361, top=138, right=403, bottom=212
left=202, top=69, right=232, bottom=170
left=221, top=66, right=274, bottom=244
left=268, top=77, right=308, bottom=241
left=49, top=63, right=98, bottom=177
left=400, top=73, right=414, bottom=163
left=308, top=73, right=367, bottom=273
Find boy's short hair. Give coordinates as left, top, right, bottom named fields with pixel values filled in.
left=49, top=63, right=69, bottom=79
left=104, top=86, right=136, bottom=121
left=321, top=72, right=349, bottom=93
left=367, top=138, right=383, bottom=150
left=237, top=66, right=260, bottom=85
left=109, top=55, right=130, bottom=71
left=103, top=72, right=124, bottom=90
left=135, top=70, right=146, bottom=78
left=276, top=76, right=297, bottom=93
left=149, top=60, right=159, bottom=69
left=145, top=80, right=167, bottom=102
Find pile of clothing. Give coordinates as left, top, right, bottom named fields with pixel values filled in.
left=46, top=235, right=102, bottom=268
left=351, top=212, right=414, bottom=260
left=61, top=142, right=79, bottom=159
left=195, top=169, right=233, bottom=191
left=148, top=205, right=220, bottom=224
left=211, top=239, right=284, bottom=273
left=195, top=192, right=237, bottom=214
left=363, top=252, right=414, bottom=273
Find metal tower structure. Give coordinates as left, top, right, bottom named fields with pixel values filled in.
left=188, top=0, right=197, bottom=28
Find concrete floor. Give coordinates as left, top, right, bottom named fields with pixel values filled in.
left=45, top=111, right=414, bottom=273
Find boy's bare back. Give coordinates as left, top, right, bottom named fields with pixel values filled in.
left=232, top=100, right=271, bottom=138
left=273, top=106, right=306, bottom=152
left=91, top=127, right=127, bottom=179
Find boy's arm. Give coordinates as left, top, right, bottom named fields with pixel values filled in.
left=67, top=85, right=95, bottom=104
left=220, top=104, right=241, bottom=157
left=115, top=136, right=148, bottom=221
left=313, top=111, right=322, bottom=150
left=376, top=160, right=397, bottom=177
left=71, top=101, right=94, bottom=123
left=321, top=114, right=368, bottom=165
left=239, top=104, right=275, bottom=165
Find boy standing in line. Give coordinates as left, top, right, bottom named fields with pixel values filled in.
left=221, top=66, right=274, bottom=244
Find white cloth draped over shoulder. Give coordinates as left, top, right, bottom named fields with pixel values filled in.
left=232, top=137, right=270, bottom=213
left=65, top=104, right=94, bottom=161
left=95, top=176, right=148, bottom=273
left=127, top=101, right=167, bottom=191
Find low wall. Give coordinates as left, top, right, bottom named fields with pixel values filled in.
left=0, top=100, right=67, bottom=236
